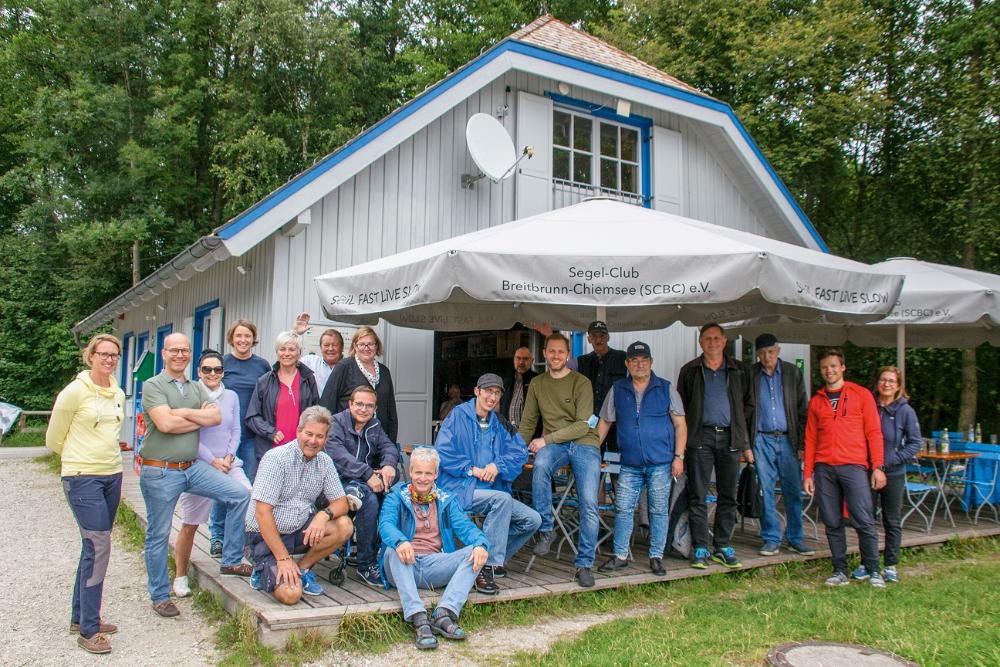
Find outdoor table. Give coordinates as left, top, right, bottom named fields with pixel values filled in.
left=915, top=451, right=979, bottom=528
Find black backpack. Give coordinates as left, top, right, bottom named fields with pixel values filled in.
left=737, top=463, right=764, bottom=519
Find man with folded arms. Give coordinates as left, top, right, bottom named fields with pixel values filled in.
left=749, top=333, right=814, bottom=558
left=804, top=348, right=886, bottom=588
left=519, top=332, right=601, bottom=588
left=597, top=342, right=686, bottom=576
left=436, top=373, right=540, bottom=594
left=139, top=333, right=252, bottom=618
left=244, top=405, right=354, bottom=603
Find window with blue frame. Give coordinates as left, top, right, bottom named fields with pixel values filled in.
left=192, top=300, right=220, bottom=354
left=154, top=324, right=173, bottom=373
left=120, top=332, right=133, bottom=390
left=553, top=109, right=641, bottom=197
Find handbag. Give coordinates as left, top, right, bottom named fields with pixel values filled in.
left=738, top=463, right=764, bottom=519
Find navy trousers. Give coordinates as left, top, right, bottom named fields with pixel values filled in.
left=63, top=473, right=122, bottom=638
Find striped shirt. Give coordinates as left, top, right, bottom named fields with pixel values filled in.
left=245, top=441, right=345, bottom=534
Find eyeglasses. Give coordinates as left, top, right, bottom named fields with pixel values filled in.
left=355, top=342, right=376, bottom=350
left=200, top=366, right=224, bottom=374
left=94, top=352, right=120, bottom=361
left=480, top=388, right=502, bottom=398
left=165, top=347, right=192, bottom=356
left=878, top=379, right=899, bottom=385
left=352, top=402, right=376, bottom=411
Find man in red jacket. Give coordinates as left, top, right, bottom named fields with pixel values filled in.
left=804, top=348, right=887, bottom=588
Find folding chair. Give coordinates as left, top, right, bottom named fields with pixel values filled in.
left=964, top=450, right=1000, bottom=525
left=901, top=461, right=936, bottom=533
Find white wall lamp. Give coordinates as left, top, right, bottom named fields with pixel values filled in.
left=616, top=98, right=632, bottom=118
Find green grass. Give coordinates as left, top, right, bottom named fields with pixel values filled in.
left=1, top=430, right=46, bottom=446
left=507, top=538, right=1000, bottom=667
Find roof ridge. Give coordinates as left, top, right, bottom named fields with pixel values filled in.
left=506, top=13, right=555, bottom=41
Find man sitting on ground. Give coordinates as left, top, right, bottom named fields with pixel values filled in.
left=244, top=406, right=354, bottom=604
left=435, top=373, right=541, bottom=594
left=379, top=447, right=491, bottom=650
left=324, top=385, right=399, bottom=586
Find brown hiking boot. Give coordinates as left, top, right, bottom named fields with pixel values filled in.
left=78, top=632, right=112, bottom=654
left=220, top=563, right=254, bottom=577
left=70, top=621, right=118, bottom=634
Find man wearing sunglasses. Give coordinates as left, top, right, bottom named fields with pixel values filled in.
left=324, top=385, right=399, bottom=587
left=435, top=373, right=540, bottom=595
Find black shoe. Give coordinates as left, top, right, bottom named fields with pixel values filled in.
left=712, top=547, right=742, bottom=569
left=598, top=556, right=630, bottom=573
left=209, top=539, right=223, bottom=559
left=492, top=565, right=507, bottom=578
left=357, top=563, right=382, bottom=588
left=430, top=607, right=466, bottom=640
left=649, top=557, right=666, bottom=576
left=575, top=567, right=595, bottom=587
left=533, top=530, right=556, bottom=556
left=475, top=566, right=499, bottom=595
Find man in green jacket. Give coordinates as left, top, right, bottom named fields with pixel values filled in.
left=518, top=332, right=601, bottom=587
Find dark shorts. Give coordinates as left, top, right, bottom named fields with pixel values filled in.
left=245, top=514, right=315, bottom=593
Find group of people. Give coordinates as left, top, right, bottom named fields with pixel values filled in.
left=48, top=315, right=922, bottom=654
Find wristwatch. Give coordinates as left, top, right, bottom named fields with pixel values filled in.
left=674, top=453, right=685, bottom=460
left=321, top=507, right=334, bottom=520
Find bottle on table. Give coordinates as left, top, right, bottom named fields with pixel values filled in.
left=968, top=424, right=975, bottom=443
left=975, top=423, right=982, bottom=443
left=941, top=427, right=950, bottom=454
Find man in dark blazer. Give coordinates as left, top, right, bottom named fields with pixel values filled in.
left=500, top=346, right=537, bottom=431
left=749, top=333, right=814, bottom=558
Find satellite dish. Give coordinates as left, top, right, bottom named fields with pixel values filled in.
left=463, top=113, right=532, bottom=188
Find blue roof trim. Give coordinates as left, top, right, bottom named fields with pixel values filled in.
left=216, top=37, right=827, bottom=252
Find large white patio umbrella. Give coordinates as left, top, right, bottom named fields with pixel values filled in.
left=314, top=198, right=903, bottom=332
left=732, top=257, right=1000, bottom=376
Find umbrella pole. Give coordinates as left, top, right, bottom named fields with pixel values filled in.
left=597, top=305, right=607, bottom=323
left=896, top=324, right=906, bottom=387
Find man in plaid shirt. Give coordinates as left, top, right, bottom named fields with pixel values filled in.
left=244, top=405, right=353, bottom=604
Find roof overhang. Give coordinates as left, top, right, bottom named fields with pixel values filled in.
left=72, top=236, right=230, bottom=337
left=213, top=38, right=827, bottom=255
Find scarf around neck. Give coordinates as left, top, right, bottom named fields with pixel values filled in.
left=200, top=381, right=225, bottom=402
left=409, top=485, right=437, bottom=506
left=356, top=356, right=380, bottom=387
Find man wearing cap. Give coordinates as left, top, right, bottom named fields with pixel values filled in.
left=435, top=373, right=540, bottom=595
left=677, top=323, right=754, bottom=570
left=596, top=342, right=687, bottom=576
left=519, top=332, right=602, bottom=588
left=750, top=333, right=814, bottom=558
left=577, top=321, right=627, bottom=450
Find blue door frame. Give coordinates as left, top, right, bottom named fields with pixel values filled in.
left=192, top=299, right=220, bottom=354
left=154, top=324, right=173, bottom=373
left=120, top=332, right=133, bottom=389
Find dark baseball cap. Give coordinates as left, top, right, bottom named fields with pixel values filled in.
left=587, top=320, right=609, bottom=334
left=626, top=341, right=652, bottom=358
left=754, top=333, right=779, bottom=349
left=476, top=373, right=504, bottom=390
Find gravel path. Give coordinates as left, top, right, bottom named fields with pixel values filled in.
left=0, top=457, right=218, bottom=666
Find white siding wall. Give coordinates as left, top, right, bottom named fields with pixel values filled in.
left=109, top=69, right=810, bottom=444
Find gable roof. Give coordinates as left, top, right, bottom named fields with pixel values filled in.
left=75, top=14, right=827, bottom=335
left=510, top=16, right=705, bottom=97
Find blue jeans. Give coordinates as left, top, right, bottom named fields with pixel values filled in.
left=469, top=489, right=541, bottom=566
left=63, top=473, right=122, bottom=638
left=754, top=434, right=804, bottom=545
left=613, top=464, right=672, bottom=559
left=213, top=435, right=258, bottom=542
left=531, top=442, right=602, bottom=568
left=139, top=460, right=250, bottom=603
left=384, top=545, right=479, bottom=621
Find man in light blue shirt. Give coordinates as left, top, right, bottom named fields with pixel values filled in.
left=749, top=334, right=813, bottom=558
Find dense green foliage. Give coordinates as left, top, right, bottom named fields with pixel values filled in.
left=1, top=2, right=997, bottom=434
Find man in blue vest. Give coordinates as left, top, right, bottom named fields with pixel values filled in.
left=596, top=342, right=687, bottom=576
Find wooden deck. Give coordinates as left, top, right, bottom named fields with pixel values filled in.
left=118, top=455, right=1000, bottom=646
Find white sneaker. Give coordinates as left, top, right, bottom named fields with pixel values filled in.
left=172, top=575, right=191, bottom=598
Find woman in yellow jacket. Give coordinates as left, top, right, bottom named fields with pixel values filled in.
left=46, top=333, right=126, bottom=655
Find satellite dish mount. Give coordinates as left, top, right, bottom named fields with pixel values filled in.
left=462, top=113, right=534, bottom=189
